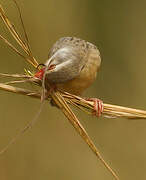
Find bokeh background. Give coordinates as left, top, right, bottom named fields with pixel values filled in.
left=0, top=0, right=146, bottom=179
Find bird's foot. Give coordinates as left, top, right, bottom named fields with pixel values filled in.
left=86, top=98, right=104, bottom=117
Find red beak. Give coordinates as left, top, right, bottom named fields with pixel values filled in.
left=34, top=64, right=56, bottom=80
left=34, top=68, right=45, bottom=80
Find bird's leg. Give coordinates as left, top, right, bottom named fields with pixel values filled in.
left=85, top=98, right=104, bottom=117
left=34, top=65, right=57, bottom=101
left=41, top=84, right=57, bottom=102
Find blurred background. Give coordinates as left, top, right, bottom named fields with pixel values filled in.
left=0, top=0, right=146, bottom=179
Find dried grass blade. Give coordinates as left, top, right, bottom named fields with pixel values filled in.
left=103, top=103, right=146, bottom=119
left=11, top=0, right=38, bottom=68
left=0, top=83, right=40, bottom=98
left=0, top=73, right=31, bottom=78
left=0, top=4, right=38, bottom=68
left=0, top=34, right=26, bottom=59
left=50, top=91, right=119, bottom=180
left=0, top=100, right=45, bottom=155
left=0, top=32, right=36, bottom=67
left=4, top=79, right=34, bottom=85
left=12, top=0, right=31, bottom=52
left=0, top=5, right=28, bottom=53
left=0, top=82, right=146, bottom=120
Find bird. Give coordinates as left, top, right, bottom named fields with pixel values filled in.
left=34, top=37, right=103, bottom=116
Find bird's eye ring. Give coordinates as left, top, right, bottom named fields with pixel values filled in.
left=37, top=63, right=46, bottom=69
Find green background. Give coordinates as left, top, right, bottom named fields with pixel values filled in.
left=0, top=0, right=146, bottom=179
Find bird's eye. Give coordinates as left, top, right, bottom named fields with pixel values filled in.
left=48, top=64, right=56, bottom=70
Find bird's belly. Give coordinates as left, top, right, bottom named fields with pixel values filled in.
left=56, top=61, right=97, bottom=95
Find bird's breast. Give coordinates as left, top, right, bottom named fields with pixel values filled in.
left=56, top=48, right=101, bottom=95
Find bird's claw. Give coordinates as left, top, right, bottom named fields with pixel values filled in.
left=86, top=98, right=104, bottom=117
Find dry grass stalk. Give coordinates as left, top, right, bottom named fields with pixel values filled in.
left=0, top=82, right=146, bottom=120
left=0, top=4, right=38, bottom=68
